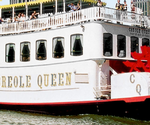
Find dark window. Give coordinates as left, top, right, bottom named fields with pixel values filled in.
left=36, top=40, right=47, bottom=60
left=6, top=43, right=15, bottom=63
left=21, top=42, right=30, bottom=62
left=71, top=34, right=83, bottom=56
left=103, top=33, right=113, bottom=56
left=142, top=38, right=149, bottom=46
left=117, top=35, right=126, bottom=57
left=53, top=37, right=64, bottom=58
left=131, top=37, right=139, bottom=57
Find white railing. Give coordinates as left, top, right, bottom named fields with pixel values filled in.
left=0, top=7, right=149, bottom=35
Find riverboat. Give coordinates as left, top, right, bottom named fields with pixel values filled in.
left=0, top=0, right=150, bottom=119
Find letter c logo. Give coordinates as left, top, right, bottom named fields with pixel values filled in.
left=130, top=74, right=135, bottom=83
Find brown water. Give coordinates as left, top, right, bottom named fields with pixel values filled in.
left=0, top=110, right=150, bottom=125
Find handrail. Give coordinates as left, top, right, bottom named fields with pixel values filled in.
left=0, top=6, right=149, bottom=35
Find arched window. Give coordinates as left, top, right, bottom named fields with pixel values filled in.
left=142, top=38, right=149, bottom=47
left=71, top=34, right=83, bottom=56
left=20, top=42, right=30, bottom=62
left=117, top=35, right=126, bottom=57
left=53, top=37, right=64, bottom=58
left=103, top=33, right=113, bottom=56
left=131, top=37, right=139, bottom=57
left=6, top=43, right=15, bottom=63
left=36, top=40, right=47, bottom=60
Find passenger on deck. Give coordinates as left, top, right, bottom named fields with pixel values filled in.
left=131, top=1, right=136, bottom=19
left=30, top=13, right=36, bottom=20
left=123, top=0, right=128, bottom=19
left=0, top=17, right=3, bottom=24
left=17, top=13, right=21, bottom=22
left=115, top=0, right=121, bottom=10
left=131, top=1, right=135, bottom=13
left=33, top=11, right=39, bottom=18
left=123, top=0, right=127, bottom=11
left=20, top=13, right=26, bottom=22
left=76, top=3, right=80, bottom=10
left=9, top=16, right=13, bottom=23
left=14, top=17, right=17, bottom=22
left=115, top=0, right=121, bottom=21
left=68, top=3, right=76, bottom=11
left=97, top=0, right=103, bottom=7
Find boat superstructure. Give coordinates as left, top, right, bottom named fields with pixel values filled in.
left=0, top=0, right=150, bottom=119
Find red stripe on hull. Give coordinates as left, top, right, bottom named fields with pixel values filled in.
left=0, top=95, right=150, bottom=106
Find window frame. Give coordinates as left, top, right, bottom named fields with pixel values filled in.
left=103, top=33, right=113, bottom=57
left=52, top=37, right=65, bottom=59
left=70, top=34, right=83, bottom=56
left=131, top=36, right=139, bottom=57
left=142, top=38, right=150, bottom=47
left=20, top=41, right=31, bottom=62
left=36, top=39, right=47, bottom=60
left=117, top=34, right=126, bottom=58
left=5, top=43, right=15, bottom=63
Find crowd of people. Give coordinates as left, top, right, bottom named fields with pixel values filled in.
left=14, top=13, right=26, bottom=22
left=0, top=10, right=40, bottom=24
left=0, top=0, right=143, bottom=24
left=13, top=11, right=39, bottom=22
left=115, top=0, right=127, bottom=11
left=67, top=3, right=80, bottom=11
left=115, top=0, right=143, bottom=14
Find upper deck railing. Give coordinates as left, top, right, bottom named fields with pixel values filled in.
left=0, top=6, right=150, bottom=35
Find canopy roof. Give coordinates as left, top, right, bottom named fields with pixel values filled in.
left=0, top=0, right=97, bottom=9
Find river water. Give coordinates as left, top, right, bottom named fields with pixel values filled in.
left=0, top=110, right=150, bottom=125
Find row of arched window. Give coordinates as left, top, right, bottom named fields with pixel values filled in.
left=6, top=34, right=83, bottom=63
left=103, top=33, right=150, bottom=58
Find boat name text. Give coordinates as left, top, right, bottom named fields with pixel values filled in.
left=129, top=28, right=150, bottom=37
left=0, top=72, right=72, bottom=89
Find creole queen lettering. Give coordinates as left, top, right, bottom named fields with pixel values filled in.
left=37, top=72, right=72, bottom=89
left=0, top=72, right=72, bottom=89
left=1, top=75, right=31, bottom=88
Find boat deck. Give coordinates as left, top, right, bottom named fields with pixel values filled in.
left=0, top=6, right=149, bottom=35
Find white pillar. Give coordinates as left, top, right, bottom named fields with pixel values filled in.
left=80, top=0, right=82, bottom=9
left=63, top=0, right=65, bottom=13
left=0, top=9, right=1, bottom=18
left=40, top=2, right=42, bottom=15
left=55, top=0, right=57, bottom=14
left=25, top=0, right=28, bottom=19
left=12, top=7, right=15, bottom=22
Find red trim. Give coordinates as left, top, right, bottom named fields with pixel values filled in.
left=0, top=96, right=150, bottom=106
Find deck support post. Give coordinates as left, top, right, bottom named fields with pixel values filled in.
left=12, top=7, right=14, bottom=22
left=80, top=0, right=82, bottom=9
left=63, top=0, right=65, bottom=13
left=0, top=9, right=1, bottom=18
left=55, top=0, right=57, bottom=14
left=25, top=0, right=28, bottom=19
left=40, top=2, right=42, bottom=15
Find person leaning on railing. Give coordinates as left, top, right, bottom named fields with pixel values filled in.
left=122, top=0, right=128, bottom=19
left=0, top=17, right=3, bottom=24
left=30, top=13, right=36, bottom=20
left=20, top=13, right=26, bottom=22
left=131, top=1, right=136, bottom=19
left=115, top=0, right=121, bottom=22
left=33, top=11, right=39, bottom=18
left=123, top=0, right=127, bottom=11
left=68, top=3, right=77, bottom=11
left=97, top=0, right=103, bottom=7
left=76, top=3, right=80, bottom=10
